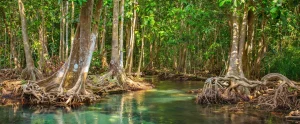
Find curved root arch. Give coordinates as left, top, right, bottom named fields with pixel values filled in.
left=197, top=73, right=300, bottom=110
left=21, top=62, right=100, bottom=105
left=21, top=61, right=153, bottom=106
left=22, top=82, right=99, bottom=105
left=88, top=61, right=153, bottom=94
left=21, top=67, right=43, bottom=81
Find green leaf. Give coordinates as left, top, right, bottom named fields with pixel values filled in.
left=219, top=0, right=231, bottom=7
left=270, top=7, right=278, bottom=14
left=270, top=7, right=278, bottom=18
left=219, top=0, right=226, bottom=6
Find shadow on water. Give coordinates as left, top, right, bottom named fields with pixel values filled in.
left=0, top=78, right=290, bottom=124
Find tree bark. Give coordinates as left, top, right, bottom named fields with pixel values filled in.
left=70, top=1, right=75, bottom=47
left=65, top=1, right=69, bottom=58
left=38, top=19, right=45, bottom=71
left=226, top=0, right=240, bottom=77
left=149, top=41, right=154, bottom=70
left=125, top=0, right=137, bottom=75
left=111, top=0, right=119, bottom=64
left=137, top=27, right=145, bottom=78
left=18, top=0, right=43, bottom=80
left=244, top=0, right=255, bottom=78
left=92, top=0, right=152, bottom=96
left=23, top=0, right=101, bottom=105
left=59, top=1, right=65, bottom=61
left=119, top=0, right=125, bottom=68
left=100, top=6, right=108, bottom=68
left=254, top=14, right=267, bottom=79
left=38, top=9, right=49, bottom=73
left=1, top=7, right=20, bottom=69
left=125, top=23, right=131, bottom=69
left=238, top=4, right=248, bottom=78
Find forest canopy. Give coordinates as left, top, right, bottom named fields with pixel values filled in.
left=0, top=0, right=299, bottom=81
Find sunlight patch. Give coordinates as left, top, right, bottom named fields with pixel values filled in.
left=137, top=106, right=148, bottom=111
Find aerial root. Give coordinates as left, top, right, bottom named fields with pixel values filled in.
left=0, top=80, right=23, bottom=105
left=19, top=61, right=153, bottom=105
left=21, top=67, right=43, bottom=81
left=118, top=71, right=153, bottom=91
left=0, top=69, right=19, bottom=80
left=196, top=76, right=241, bottom=104
left=89, top=71, right=153, bottom=94
left=21, top=82, right=100, bottom=105
left=196, top=73, right=300, bottom=110
left=257, top=82, right=299, bottom=110
left=89, top=61, right=153, bottom=94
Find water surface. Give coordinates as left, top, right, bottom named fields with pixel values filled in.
left=0, top=78, right=289, bottom=124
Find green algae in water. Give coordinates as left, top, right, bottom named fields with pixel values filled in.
left=0, top=80, right=289, bottom=124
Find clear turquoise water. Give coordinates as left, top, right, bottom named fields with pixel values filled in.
left=0, top=79, right=288, bottom=124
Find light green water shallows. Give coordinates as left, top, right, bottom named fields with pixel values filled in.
left=0, top=78, right=288, bottom=124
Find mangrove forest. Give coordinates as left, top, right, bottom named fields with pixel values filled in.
left=0, top=0, right=299, bottom=123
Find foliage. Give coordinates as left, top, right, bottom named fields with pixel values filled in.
left=263, top=46, right=300, bottom=80
left=0, top=0, right=299, bottom=81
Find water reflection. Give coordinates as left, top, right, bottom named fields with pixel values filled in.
left=0, top=80, right=290, bottom=124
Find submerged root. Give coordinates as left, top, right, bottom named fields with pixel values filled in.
left=22, top=82, right=100, bottom=105
left=0, top=80, right=23, bottom=105
left=196, top=73, right=300, bottom=110
left=21, top=67, right=43, bottom=81
left=257, top=78, right=299, bottom=110
left=89, top=71, right=153, bottom=95
left=119, top=71, right=153, bottom=91
left=89, top=61, right=153, bottom=95
left=20, top=61, right=153, bottom=106
left=196, top=77, right=241, bottom=104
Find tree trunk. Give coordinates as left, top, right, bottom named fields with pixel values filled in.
left=173, top=46, right=177, bottom=71
left=177, top=45, right=182, bottom=73
left=125, top=0, right=137, bottom=75
left=226, top=0, right=240, bottom=77
left=111, top=0, right=119, bottom=64
left=238, top=4, right=248, bottom=78
left=254, top=14, right=267, bottom=79
left=4, top=26, right=7, bottom=68
left=18, top=0, right=43, bottom=80
left=94, top=0, right=152, bottom=95
left=137, top=27, right=145, bottom=78
left=177, top=43, right=187, bottom=73
left=38, top=21, right=45, bottom=71
left=65, top=1, right=69, bottom=58
left=59, top=1, right=65, bottom=61
left=38, top=9, right=49, bottom=73
left=101, top=6, right=108, bottom=68
left=1, top=7, right=20, bottom=69
left=119, top=0, right=125, bottom=68
left=244, top=0, right=255, bottom=78
left=183, top=43, right=187, bottom=74
left=70, top=1, right=75, bottom=46
left=125, top=23, right=130, bottom=68
left=149, top=41, right=154, bottom=70
left=10, top=31, right=20, bottom=69
left=23, top=0, right=100, bottom=105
